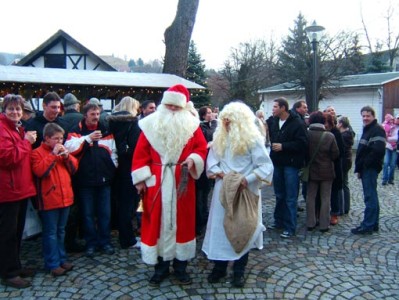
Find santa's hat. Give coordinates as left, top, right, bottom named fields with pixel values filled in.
left=161, top=84, right=190, bottom=108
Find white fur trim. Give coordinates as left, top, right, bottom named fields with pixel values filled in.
left=175, top=240, right=196, bottom=261
left=188, top=153, right=204, bottom=179
left=131, top=166, right=151, bottom=184
left=141, top=243, right=158, bottom=265
left=145, top=175, right=156, bottom=187
left=160, top=165, right=176, bottom=260
left=161, top=91, right=186, bottom=108
left=141, top=240, right=196, bottom=265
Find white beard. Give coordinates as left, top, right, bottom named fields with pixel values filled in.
left=141, top=104, right=199, bottom=163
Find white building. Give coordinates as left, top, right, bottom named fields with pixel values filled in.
left=258, top=72, right=399, bottom=147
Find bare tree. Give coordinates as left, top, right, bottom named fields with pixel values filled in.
left=163, top=0, right=199, bottom=76
left=220, top=38, right=279, bottom=110
left=361, top=3, right=399, bottom=71
left=206, top=70, right=230, bottom=108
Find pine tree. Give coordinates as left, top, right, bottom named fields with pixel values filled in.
left=128, top=59, right=136, bottom=72
left=343, top=35, right=365, bottom=75
left=277, top=13, right=314, bottom=110
left=186, top=41, right=210, bottom=108
left=277, top=13, right=363, bottom=112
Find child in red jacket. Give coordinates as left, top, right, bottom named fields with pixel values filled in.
left=31, top=123, right=78, bottom=277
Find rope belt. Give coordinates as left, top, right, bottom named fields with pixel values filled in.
left=149, top=162, right=189, bottom=230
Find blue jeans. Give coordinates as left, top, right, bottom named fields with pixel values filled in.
left=79, top=185, right=111, bottom=249
left=273, top=166, right=299, bottom=234
left=360, top=169, right=380, bottom=230
left=382, top=148, right=397, bottom=183
left=39, top=207, right=70, bottom=270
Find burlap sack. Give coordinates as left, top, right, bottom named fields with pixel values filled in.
left=220, top=171, right=258, bottom=253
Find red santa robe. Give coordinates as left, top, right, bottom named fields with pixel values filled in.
left=132, top=112, right=207, bottom=265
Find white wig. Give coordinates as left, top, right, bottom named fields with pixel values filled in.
left=213, top=101, right=264, bottom=157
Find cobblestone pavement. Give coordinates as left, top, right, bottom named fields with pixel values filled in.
left=1, top=171, right=398, bottom=299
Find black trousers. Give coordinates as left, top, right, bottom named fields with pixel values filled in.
left=117, top=178, right=140, bottom=248
left=195, top=172, right=211, bottom=234
left=65, top=182, right=84, bottom=250
left=0, top=199, right=28, bottom=279
left=213, top=252, right=249, bottom=276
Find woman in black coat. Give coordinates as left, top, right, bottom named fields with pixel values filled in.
left=337, top=116, right=355, bottom=214
left=108, top=97, right=141, bottom=249
left=324, top=113, right=344, bottom=225
left=195, top=106, right=217, bottom=235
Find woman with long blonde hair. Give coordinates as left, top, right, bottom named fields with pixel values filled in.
left=108, top=96, right=141, bottom=249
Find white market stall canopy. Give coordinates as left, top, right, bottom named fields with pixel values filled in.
left=0, top=65, right=204, bottom=89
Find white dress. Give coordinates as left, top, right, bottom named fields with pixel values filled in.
left=202, top=139, right=274, bottom=260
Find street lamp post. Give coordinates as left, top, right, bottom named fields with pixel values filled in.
left=305, top=20, right=325, bottom=112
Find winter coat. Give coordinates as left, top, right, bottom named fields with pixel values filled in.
left=0, top=114, right=36, bottom=203
left=199, top=120, right=217, bottom=143
left=64, top=120, right=118, bottom=187
left=63, top=109, right=83, bottom=132
left=355, top=119, right=386, bottom=174
left=31, top=143, right=78, bottom=210
left=25, top=112, right=68, bottom=149
left=107, top=111, right=141, bottom=182
left=330, top=127, right=345, bottom=189
left=307, top=124, right=339, bottom=181
left=386, top=125, right=399, bottom=150
left=269, top=111, right=308, bottom=168
left=341, top=129, right=354, bottom=172
left=197, top=120, right=217, bottom=185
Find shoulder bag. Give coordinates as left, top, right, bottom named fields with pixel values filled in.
left=300, top=132, right=327, bottom=182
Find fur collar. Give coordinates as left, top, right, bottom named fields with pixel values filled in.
left=107, top=111, right=137, bottom=123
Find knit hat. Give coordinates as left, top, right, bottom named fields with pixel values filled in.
left=161, top=84, right=190, bottom=108
left=88, top=97, right=103, bottom=106
left=63, top=93, right=80, bottom=106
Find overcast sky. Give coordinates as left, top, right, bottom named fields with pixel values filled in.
left=1, top=0, right=397, bottom=70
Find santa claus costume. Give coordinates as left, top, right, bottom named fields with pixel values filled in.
left=132, top=84, right=207, bottom=286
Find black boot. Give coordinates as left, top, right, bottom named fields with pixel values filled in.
left=208, top=260, right=228, bottom=283
left=149, top=257, right=170, bottom=286
left=232, top=253, right=248, bottom=288
left=172, top=259, right=192, bottom=285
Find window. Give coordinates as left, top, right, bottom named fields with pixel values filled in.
left=44, top=54, right=66, bottom=69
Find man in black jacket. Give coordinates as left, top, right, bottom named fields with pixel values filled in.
left=269, top=98, right=308, bottom=238
left=26, top=92, right=68, bottom=149
left=62, top=93, right=83, bottom=132
left=352, top=106, right=386, bottom=235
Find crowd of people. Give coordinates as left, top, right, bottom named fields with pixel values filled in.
left=0, top=86, right=388, bottom=289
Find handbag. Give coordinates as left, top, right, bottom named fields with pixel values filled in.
left=300, top=132, right=327, bottom=182
left=22, top=199, right=42, bottom=239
